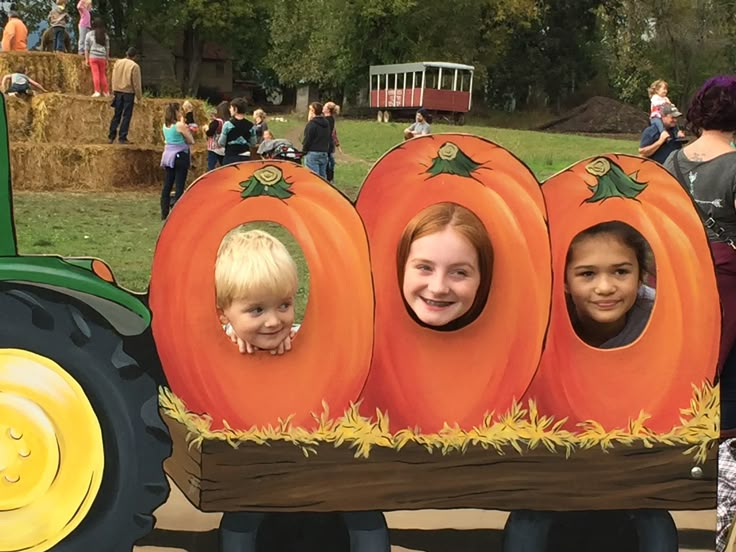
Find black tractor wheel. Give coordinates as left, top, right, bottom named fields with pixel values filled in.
left=0, top=283, right=170, bottom=552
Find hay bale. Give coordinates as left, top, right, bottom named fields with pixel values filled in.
left=10, top=143, right=208, bottom=191
left=5, top=95, right=33, bottom=141
left=12, top=93, right=209, bottom=146
left=0, top=51, right=107, bottom=95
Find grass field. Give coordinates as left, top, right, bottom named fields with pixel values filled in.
left=11, top=119, right=640, bottom=319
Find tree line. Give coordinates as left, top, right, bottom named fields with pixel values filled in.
left=10, top=0, right=736, bottom=111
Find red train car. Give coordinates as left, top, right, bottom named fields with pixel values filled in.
left=369, top=61, right=474, bottom=124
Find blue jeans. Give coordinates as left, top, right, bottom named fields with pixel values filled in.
left=53, top=27, right=66, bottom=51
left=304, top=151, right=329, bottom=179
left=109, top=92, right=135, bottom=142
left=207, top=151, right=224, bottom=171
left=650, top=117, right=665, bottom=133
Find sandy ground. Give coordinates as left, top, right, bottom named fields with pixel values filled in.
left=134, top=478, right=716, bottom=552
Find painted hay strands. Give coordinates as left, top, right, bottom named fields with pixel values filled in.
left=159, top=384, right=717, bottom=512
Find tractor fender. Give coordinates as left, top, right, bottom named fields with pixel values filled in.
left=8, top=280, right=149, bottom=337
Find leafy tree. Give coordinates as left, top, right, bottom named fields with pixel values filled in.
left=598, top=0, right=735, bottom=109
left=134, top=0, right=258, bottom=94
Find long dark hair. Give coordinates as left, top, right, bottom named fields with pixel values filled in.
left=92, top=17, right=106, bottom=47
left=216, top=100, right=230, bottom=121
left=164, top=103, right=181, bottom=126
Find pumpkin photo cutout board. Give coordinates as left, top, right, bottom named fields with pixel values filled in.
left=356, top=134, right=552, bottom=433
left=526, top=155, right=720, bottom=436
left=149, top=162, right=374, bottom=430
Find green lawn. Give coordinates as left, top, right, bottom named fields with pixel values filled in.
left=11, top=120, right=640, bottom=320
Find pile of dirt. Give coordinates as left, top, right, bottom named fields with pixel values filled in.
left=537, top=96, right=649, bottom=134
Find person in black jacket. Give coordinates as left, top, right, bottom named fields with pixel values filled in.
left=219, top=97, right=254, bottom=165
left=301, top=102, right=331, bottom=179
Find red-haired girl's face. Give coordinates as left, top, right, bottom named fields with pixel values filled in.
left=402, top=227, right=481, bottom=327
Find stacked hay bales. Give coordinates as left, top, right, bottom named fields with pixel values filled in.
left=0, top=51, right=108, bottom=95
left=3, top=51, right=210, bottom=191
left=27, top=93, right=209, bottom=145
left=11, top=143, right=207, bottom=191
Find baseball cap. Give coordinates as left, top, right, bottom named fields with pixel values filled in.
left=660, top=104, right=682, bottom=117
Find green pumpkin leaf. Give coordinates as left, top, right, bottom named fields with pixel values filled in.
left=240, top=166, right=294, bottom=200
left=585, top=158, right=647, bottom=203
left=426, top=142, right=481, bottom=178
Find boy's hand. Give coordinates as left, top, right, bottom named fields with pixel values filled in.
left=223, top=324, right=296, bottom=355
left=269, top=329, right=297, bottom=356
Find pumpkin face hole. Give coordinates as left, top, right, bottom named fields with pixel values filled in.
left=215, top=222, right=310, bottom=351
left=563, top=221, right=656, bottom=349
left=396, top=202, right=493, bottom=332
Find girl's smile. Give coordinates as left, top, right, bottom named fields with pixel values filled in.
left=565, top=234, right=641, bottom=346
left=402, top=227, right=481, bottom=327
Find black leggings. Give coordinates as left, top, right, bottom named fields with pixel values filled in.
left=161, top=150, right=190, bottom=219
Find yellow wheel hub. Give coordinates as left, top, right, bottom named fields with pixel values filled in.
left=0, top=349, right=104, bottom=552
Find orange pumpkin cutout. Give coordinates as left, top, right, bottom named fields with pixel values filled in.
left=525, top=155, right=720, bottom=433
left=149, top=162, right=374, bottom=429
left=355, top=135, right=551, bottom=432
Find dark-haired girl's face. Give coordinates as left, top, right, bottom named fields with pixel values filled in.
left=564, top=234, right=640, bottom=338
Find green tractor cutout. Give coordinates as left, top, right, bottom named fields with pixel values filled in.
left=0, top=94, right=170, bottom=552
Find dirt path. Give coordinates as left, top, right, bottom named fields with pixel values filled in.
left=134, top=479, right=716, bottom=552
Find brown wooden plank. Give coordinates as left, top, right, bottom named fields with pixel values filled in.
left=162, top=412, right=204, bottom=510
left=161, top=412, right=716, bottom=513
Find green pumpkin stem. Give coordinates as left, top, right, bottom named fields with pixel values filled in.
left=585, top=160, right=647, bottom=203
left=426, top=142, right=481, bottom=178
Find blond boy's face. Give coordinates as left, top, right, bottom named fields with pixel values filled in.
left=219, top=292, right=295, bottom=351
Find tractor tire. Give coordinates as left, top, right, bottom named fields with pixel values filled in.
left=383, top=110, right=391, bottom=123
left=0, top=283, right=170, bottom=552
left=376, top=110, right=383, bottom=123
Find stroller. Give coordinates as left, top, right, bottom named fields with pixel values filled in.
left=257, top=138, right=303, bottom=165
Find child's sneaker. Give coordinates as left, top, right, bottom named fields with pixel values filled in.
left=91, top=92, right=101, bottom=97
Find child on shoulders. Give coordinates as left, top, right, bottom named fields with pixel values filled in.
left=649, top=79, right=681, bottom=134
